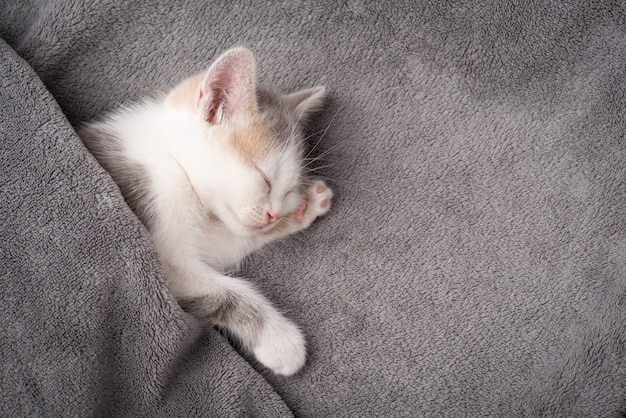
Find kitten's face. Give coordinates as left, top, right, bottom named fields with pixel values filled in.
left=165, top=47, right=325, bottom=237
left=209, top=114, right=305, bottom=237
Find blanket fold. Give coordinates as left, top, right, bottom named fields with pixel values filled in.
left=0, top=39, right=291, bottom=416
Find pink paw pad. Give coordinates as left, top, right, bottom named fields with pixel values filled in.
left=303, top=180, right=333, bottom=223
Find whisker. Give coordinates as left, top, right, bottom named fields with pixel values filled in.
left=301, top=126, right=329, bottom=143
left=302, top=144, right=339, bottom=167
left=289, top=102, right=307, bottom=140
left=279, top=133, right=293, bottom=156
left=315, top=143, right=340, bottom=157
left=305, top=163, right=335, bottom=172
left=305, top=173, right=333, bottom=182
left=274, top=107, right=308, bottom=160
left=305, top=106, right=341, bottom=160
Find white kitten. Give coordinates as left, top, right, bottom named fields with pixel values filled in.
left=79, top=47, right=333, bottom=376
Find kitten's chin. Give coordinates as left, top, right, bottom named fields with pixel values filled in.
left=231, top=222, right=265, bottom=237
left=229, top=222, right=277, bottom=238
left=220, top=207, right=272, bottom=237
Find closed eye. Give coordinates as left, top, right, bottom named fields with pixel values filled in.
left=255, top=166, right=272, bottom=192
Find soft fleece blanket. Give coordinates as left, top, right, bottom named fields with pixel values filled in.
left=1, top=1, right=625, bottom=416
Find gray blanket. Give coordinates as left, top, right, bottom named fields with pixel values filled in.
left=1, top=1, right=625, bottom=416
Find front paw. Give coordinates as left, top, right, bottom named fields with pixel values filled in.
left=294, top=180, right=333, bottom=226
left=253, top=319, right=306, bottom=376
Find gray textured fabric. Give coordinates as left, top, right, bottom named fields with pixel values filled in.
left=0, top=39, right=291, bottom=417
left=1, top=1, right=625, bottom=416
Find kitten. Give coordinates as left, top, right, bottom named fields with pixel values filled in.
left=79, top=47, right=333, bottom=376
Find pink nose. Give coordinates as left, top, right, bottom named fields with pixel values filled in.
left=267, top=211, right=281, bottom=224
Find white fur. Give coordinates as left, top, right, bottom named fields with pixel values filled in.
left=82, top=48, right=332, bottom=376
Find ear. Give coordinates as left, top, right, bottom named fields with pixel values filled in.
left=197, top=47, right=257, bottom=124
left=286, top=86, right=326, bottom=122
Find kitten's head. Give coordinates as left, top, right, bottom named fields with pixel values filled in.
left=166, top=47, right=326, bottom=236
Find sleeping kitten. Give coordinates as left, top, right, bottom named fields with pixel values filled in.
left=79, top=47, right=333, bottom=376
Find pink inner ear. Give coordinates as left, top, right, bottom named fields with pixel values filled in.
left=198, top=85, right=226, bottom=124
left=197, top=51, right=256, bottom=124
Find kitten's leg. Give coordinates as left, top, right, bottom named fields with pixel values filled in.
left=165, top=258, right=306, bottom=376
left=266, top=179, right=333, bottom=239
